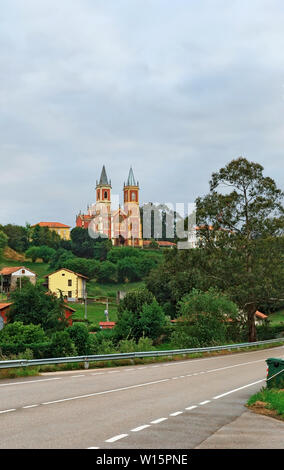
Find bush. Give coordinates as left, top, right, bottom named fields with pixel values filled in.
left=256, top=323, right=284, bottom=340
left=139, top=300, right=169, bottom=341
left=0, top=322, right=48, bottom=344
left=49, top=330, right=77, bottom=357
left=98, top=261, right=117, bottom=283
left=67, top=323, right=92, bottom=355
left=88, top=330, right=117, bottom=355
left=136, top=337, right=154, bottom=351
left=173, top=288, right=240, bottom=347
left=118, top=339, right=137, bottom=353
left=170, top=328, right=201, bottom=349
left=7, top=284, right=68, bottom=334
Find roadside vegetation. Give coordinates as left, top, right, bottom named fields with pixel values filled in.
left=247, top=389, right=284, bottom=421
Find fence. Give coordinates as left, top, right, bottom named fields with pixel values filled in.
left=0, top=338, right=283, bottom=370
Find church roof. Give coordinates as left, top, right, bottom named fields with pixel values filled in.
left=126, top=167, right=138, bottom=186
left=99, top=165, right=110, bottom=185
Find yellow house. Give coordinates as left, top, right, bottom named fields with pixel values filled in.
left=31, top=222, right=71, bottom=240
left=45, top=268, right=88, bottom=301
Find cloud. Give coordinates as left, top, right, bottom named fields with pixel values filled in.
left=0, top=0, right=283, bottom=226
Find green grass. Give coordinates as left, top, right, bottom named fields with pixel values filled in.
left=71, top=301, right=118, bottom=325
left=269, top=309, right=284, bottom=326
left=0, top=253, right=146, bottom=298
left=0, top=254, right=50, bottom=283
left=86, top=280, right=145, bottom=299
left=247, top=388, right=284, bottom=419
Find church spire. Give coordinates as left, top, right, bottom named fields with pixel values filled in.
left=126, top=166, right=138, bottom=187
left=99, top=165, right=110, bottom=186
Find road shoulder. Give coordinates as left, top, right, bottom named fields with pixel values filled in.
left=196, top=410, right=284, bottom=449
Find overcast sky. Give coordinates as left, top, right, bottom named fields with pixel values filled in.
left=0, top=0, right=283, bottom=227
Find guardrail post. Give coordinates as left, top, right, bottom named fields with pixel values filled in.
left=84, top=361, right=89, bottom=370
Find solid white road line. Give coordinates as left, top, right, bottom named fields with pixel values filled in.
left=105, top=434, right=128, bottom=443
left=41, top=378, right=170, bottom=406
left=213, top=379, right=265, bottom=400
left=0, top=377, right=62, bottom=387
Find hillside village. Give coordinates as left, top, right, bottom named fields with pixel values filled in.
left=0, top=158, right=283, bottom=362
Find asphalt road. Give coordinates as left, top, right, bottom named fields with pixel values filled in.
left=0, top=345, right=283, bottom=449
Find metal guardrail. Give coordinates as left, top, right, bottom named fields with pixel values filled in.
left=0, top=338, right=283, bottom=370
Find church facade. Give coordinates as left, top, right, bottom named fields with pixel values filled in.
left=76, top=166, right=143, bottom=247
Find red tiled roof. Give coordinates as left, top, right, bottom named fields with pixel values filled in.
left=45, top=268, right=89, bottom=280
left=255, top=311, right=268, bottom=319
left=143, top=240, right=176, bottom=247
left=0, top=266, right=22, bottom=275
left=0, top=266, right=37, bottom=276
left=0, top=303, right=12, bottom=310
left=31, top=222, right=71, bottom=228
left=99, top=322, right=116, bottom=329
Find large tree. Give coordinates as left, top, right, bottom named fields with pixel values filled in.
left=196, top=157, right=284, bottom=341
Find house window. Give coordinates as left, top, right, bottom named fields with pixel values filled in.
left=68, top=291, right=72, bottom=298
left=68, top=279, right=72, bottom=287
left=22, top=270, right=25, bottom=274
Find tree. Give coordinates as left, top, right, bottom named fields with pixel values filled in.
left=0, top=224, right=29, bottom=253
left=170, top=289, right=240, bottom=348
left=117, top=257, right=141, bottom=282
left=37, top=245, right=56, bottom=263
left=115, top=289, right=155, bottom=340
left=0, top=230, right=8, bottom=257
left=25, top=246, right=40, bottom=263
left=145, top=247, right=207, bottom=318
left=7, top=284, right=68, bottom=333
left=70, top=227, right=111, bottom=259
left=139, top=300, right=169, bottom=341
left=196, top=157, right=284, bottom=342
left=30, top=225, right=61, bottom=249
left=98, top=261, right=117, bottom=283
left=67, top=323, right=91, bottom=355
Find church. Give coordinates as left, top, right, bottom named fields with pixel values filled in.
left=76, top=166, right=143, bottom=247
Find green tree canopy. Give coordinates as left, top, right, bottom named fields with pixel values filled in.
left=195, top=157, right=284, bottom=341
left=7, top=284, right=68, bottom=334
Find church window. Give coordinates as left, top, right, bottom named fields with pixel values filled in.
left=104, top=191, right=108, bottom=199
left=131, top=192, right=136, bottom=201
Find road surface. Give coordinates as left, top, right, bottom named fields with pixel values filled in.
left=0, top=345, right=283, bottom=449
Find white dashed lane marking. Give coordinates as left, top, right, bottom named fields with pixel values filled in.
left=131, top=425, right=151, bottom=432
left=105, top=434, right=128, bottom=443
left=151, top=418, right=168, bottom=424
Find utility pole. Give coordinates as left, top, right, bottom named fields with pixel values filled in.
left=84, top=292, right=88, bottom=321
left=104, top=298, right=109, bottom=322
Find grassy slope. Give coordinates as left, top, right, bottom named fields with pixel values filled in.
left=247, top=389, right=284, bottom=420
left=269, top=309, right=284, bottom=326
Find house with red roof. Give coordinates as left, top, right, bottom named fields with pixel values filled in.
left=31, top=222, right=71, bottom=240
left=0, top=266, right=37, bottom=293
